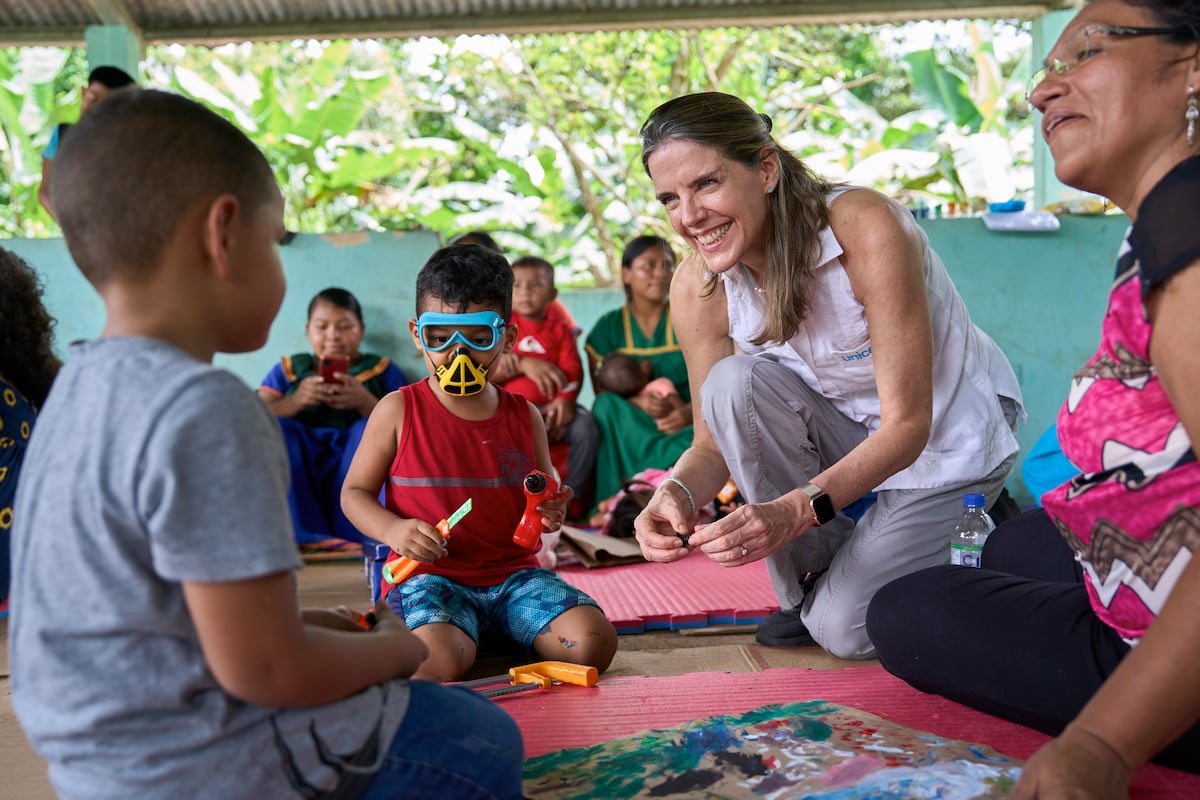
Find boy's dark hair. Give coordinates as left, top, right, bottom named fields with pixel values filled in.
left=308, top=287, right=364, bottom=324
left=87, top=65, right=136, bottom=89
left=415, top=245, right=513, bottom=319
left=510, top=255, right=555, bottom=285
left=448, top=230, right=502, bottom=254
left=52, top=89, right=277, bottom=287
left=0, top=247, right=61, bottom=408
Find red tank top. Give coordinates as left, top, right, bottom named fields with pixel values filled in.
left=386, top=379, right=538, bottom=586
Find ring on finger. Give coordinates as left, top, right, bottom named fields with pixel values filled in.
left=739, top=546, right=748, bottom=557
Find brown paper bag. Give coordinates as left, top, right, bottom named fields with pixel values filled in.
left=557, top=525, right=646, bottom=569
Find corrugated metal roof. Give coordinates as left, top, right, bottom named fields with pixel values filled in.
left=0, top=0, right=1079, bottom=46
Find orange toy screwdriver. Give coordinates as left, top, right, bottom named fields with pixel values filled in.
left=381, top=498, right=472, bottom=585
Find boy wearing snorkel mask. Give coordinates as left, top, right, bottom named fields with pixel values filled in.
left=341, top=244, right=618, bottom=682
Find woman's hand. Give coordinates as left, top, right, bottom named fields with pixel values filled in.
left=655, top=400, right=691, bottom=434
left=630, top=391, right=674, bottom=419
left=323, top=372, right=378, bottom=417
left=687, top=495, right=811, bottom=565
left=1012, top=726, right=1134, bottom=800
left=633, top=482, right=694, bottom=562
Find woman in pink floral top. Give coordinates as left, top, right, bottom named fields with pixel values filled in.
left=868, top=1, right=1200, bottom=796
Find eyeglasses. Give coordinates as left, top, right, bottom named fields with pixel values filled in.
left=415, top=311, right=507, bottom=352
left=1026, top=24, right=1191, bottom=103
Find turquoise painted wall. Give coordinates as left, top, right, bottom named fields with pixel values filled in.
left=4, top=230, right=442, bottom=392
left=921, top=215, right=1125, bottom=503
left=3, top=213, right=1128, bottom=504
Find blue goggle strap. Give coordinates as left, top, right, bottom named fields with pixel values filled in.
left=416, top=311, right=507, bottom=351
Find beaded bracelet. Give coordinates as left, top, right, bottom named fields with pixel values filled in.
left=662, top=475, right=696, bottom=518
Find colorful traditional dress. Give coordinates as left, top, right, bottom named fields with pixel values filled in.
left=259, top=352, right=407, bottom=550
left=584, top=305, right=692, bottom=503
left=0, top=377, right=36, bottom=613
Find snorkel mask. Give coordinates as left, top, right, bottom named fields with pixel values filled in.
left=416, top=311, right=508, bottom=397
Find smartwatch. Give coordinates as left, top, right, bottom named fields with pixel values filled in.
left=800, top=482, right=836, bottom=527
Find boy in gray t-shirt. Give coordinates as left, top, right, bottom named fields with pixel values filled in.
left=9, top=89, right=524, bottom=800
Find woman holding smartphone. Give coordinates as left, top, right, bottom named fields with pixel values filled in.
left=258, top=287, right=408, bottom=554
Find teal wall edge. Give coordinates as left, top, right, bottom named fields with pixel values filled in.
left=4, top=214, right=1128, bottom=504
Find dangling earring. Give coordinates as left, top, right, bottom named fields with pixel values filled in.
left=1187, top=86, right=1198, bottom=146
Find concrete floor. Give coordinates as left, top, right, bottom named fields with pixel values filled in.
left=0, top=559, right=869, bottom=797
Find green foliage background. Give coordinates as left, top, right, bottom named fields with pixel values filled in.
left=0, top=22, right=1032, bottom=286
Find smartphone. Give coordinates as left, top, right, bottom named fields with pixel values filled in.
left=319, top=356, right=350, bottom=383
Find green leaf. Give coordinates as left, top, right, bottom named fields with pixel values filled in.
left=904, top=49, right=982, bottom=131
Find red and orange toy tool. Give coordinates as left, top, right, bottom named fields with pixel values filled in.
left=380, top=498, right=472, bottom=586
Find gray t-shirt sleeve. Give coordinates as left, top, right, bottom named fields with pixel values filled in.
left=139, top=370, right=301, bottom=582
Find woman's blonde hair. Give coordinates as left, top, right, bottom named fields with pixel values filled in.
left=641, top=92, right=835, bottom=345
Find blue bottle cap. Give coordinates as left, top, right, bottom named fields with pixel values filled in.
left=986, top=200, right=1026, bottom=213
left=963, top=493, right=986, bottom=507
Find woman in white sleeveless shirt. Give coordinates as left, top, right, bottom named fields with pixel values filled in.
left=631, top=92, right=1022, bottom=659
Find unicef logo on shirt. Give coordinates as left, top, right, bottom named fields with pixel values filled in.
left=841, top=347, right=872, bottom=362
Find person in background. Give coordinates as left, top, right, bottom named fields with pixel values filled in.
left=631, top=92, right=1022, bottom=659
left=0, top=247, right=61, bottom=619
left=342, top=244, right=618, bottom=683
left=11, top=87, right=524, bottom=800
left=450, top=230, right=582, bottom=336
left=868, top=2, right=1200, bottom=795
left=38, top=65, right=137, bottom=221
left=258, top=287, right=408, bottom=555
left=585, top=235, right=693, bottom=506
left=498, top=254, right=599, bottom=504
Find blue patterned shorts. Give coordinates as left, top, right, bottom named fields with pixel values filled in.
left=386, top=568, right=599, bottom=649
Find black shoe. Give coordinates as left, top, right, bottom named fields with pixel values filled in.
left=755, top=607, right=818, bottom=647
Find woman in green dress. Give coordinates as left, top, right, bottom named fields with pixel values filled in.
left=585, top=235, right=693, bottom=504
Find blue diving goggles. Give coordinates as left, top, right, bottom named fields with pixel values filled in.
left=415, top=311, right=507, bottom=352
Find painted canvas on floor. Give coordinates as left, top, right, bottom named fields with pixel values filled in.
left=523, top=700, right=1022, bottom=799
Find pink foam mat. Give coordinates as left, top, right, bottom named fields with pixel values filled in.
left=502, top=666, right=1200, bottom=798
left=555, top=555, right=779, bottom=633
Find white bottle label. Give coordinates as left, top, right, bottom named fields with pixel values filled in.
left=951, top=543, right=983, bottom=568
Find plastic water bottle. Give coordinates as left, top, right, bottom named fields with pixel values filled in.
left=949, top=493, right=995, bottom=568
